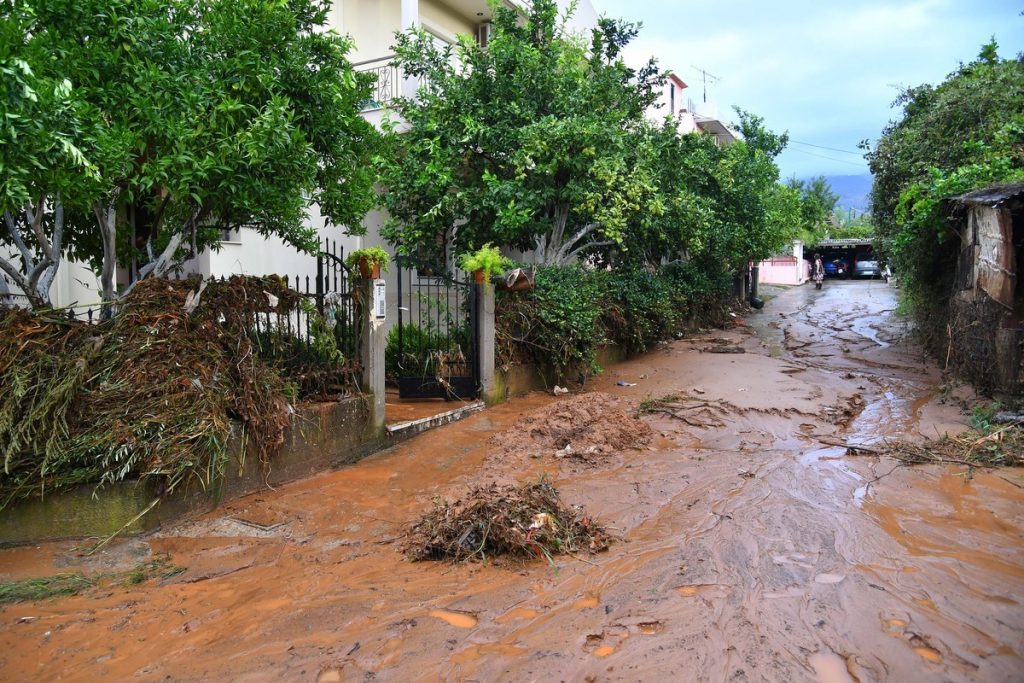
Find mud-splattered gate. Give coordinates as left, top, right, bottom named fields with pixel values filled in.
left=393, top=257, right=479, bottom=399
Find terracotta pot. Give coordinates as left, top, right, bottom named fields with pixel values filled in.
left=473, top=269, right=487, bottom=284
left=358, top=258, right=381, bottom=280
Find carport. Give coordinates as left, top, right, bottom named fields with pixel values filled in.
left=810, top=238, right=876, bottom=278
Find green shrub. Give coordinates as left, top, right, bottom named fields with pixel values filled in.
left=496, top=260, right=734, bottom=377
left=385, top=323, right=472, bottom=381
left=496, top=265, right=606, bottom=378
left=603, top=269, right=680, bottom=354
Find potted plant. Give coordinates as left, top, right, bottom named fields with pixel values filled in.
left=458, top=244, right=512, bottom=286
left=346, top=247, right=390, bottom=279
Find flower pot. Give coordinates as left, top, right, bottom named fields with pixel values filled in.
left=473, top=269, right=487, bottom=284
left=358, top=258, right=381, bottom=280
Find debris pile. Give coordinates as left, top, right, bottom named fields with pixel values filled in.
left=489, top=392, right=652, bottom=461
left=878, top=424, right=1023, bottom=468
left=0, top=276, right=357, bottom=508
left=403, top=480, right=611, bottom=563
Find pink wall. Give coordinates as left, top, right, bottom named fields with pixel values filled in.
left=759, top=256, right=809, bottom=286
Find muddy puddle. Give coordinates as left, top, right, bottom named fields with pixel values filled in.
left=1, top=280, right=1022, bottom=682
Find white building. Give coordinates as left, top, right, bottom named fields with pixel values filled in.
left=1, top=0, right=599, bottom=311
left=650, top=70, right=739, bottom=146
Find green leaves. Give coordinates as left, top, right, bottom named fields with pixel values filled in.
left=380, top=0, right=664, bottom=264
left=3, top=0, right=380, bottom=291
left=866, top=42, right=1024, bottom=335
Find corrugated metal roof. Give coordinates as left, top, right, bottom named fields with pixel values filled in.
left=816, top=238, right=873, bottom=247
left=951, top=182, right=1024, bottom=208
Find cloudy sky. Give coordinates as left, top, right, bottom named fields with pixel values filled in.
left=593, top=0, right=1024, bottom=180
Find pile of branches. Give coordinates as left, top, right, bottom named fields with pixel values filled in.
left=878, top=424, right=1023, bottom=468
left=0, top=276, right=353, bottom=508
left=403, top=480, right=611, bottom=564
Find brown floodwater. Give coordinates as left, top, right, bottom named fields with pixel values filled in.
left=0, top=279, right=1021, bottom=682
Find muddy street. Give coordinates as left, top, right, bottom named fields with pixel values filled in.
left=1, top=280, right=1022, bottom=682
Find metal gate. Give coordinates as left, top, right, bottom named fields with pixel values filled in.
left=394, top=257, right=479, bottom=399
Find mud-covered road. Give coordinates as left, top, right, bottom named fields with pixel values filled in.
left=1, top=280, right=1022, bottom=682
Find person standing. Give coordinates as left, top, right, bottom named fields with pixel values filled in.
left=812, top=253, right=825, bottom=290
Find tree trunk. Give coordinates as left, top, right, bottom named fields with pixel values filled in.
left=1, top=200, right=63, bottom=309
left=120, top=208, right=197, bottom=299
left=98, top=200, right=118, bottom=304
left=538, top=217, right=604, bottom=266
left=31, top=200, right=64, bottom=304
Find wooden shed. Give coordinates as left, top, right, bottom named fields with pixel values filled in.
left=947, top=183, right=1024, bottom=396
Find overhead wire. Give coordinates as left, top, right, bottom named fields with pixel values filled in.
left=789, top=139, right=864, bottom=156
left=784, top=146, right=867, bottom=168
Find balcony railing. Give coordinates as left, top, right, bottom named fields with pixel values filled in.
left=353, top=55, right=400, bottom=111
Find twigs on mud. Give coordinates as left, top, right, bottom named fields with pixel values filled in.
left=823, top=423, right=1024, bottom=469
left=636, top=393, right=728, bottom=428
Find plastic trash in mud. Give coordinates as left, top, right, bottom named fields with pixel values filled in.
left=616, top=381, right=637, bottom=387
left=553, top=385, right=569, bottom=395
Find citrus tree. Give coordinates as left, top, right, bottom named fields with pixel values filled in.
left=1, top=0, right=379, bottom=306
left=378, top=0, right=662, bottom=265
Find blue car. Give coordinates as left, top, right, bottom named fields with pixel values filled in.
left=823, top=257, right=850, bottom=278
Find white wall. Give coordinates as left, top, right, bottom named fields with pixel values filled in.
left=1, top=246, right=103, bottom=313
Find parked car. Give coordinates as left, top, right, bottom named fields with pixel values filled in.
left=823, top=257, right=850, bottom=278
left=854, top=257, right=881, bottom=279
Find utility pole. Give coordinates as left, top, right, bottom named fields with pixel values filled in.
left=690, top=65, right=720, bottom=103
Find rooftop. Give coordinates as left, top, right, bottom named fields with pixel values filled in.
left=951, top=182, right=1024, bottom=208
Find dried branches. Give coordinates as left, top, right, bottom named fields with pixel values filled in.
left=829, top=424, right=1023, bottom=468
left=0, top=276, right=353, bottom=508
left=403, top=481, right=611, bottom=564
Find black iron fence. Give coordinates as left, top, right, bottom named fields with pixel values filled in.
left=391, top=256, right=479, bottom=399
left=8, top=238, right=361, bottom=369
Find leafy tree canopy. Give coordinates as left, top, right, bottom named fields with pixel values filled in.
left=379, top=0, right=796, bottom=272
left=864, top=39, right=1024, bottom=337
left=785, top=175, right=839, bottom=245
left=378, top=0, right=662, bottom=265
left=1, top=0, right=379, bottom=305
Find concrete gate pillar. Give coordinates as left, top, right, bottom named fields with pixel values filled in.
left=358, top=278, right=386, bottom=430
left=476, top=283, right=497, bottom=403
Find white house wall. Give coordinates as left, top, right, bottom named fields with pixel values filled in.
left=1, top=246, right=103, bottom=314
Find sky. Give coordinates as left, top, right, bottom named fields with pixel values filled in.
left=593, top=0, right=1024, bottom=180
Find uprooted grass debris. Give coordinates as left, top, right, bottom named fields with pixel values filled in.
left=0, top=554, right=185, bottom=603
left=0, top=573, right=96, bottom=604
left=403, top=480, right=611, bottom=564
left=0, top=276, right=358, bottom=509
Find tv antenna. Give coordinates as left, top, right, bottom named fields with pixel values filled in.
left=690, top=65, right=720, bottom=103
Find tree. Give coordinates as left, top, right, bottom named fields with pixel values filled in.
left=2, top=0, right=379, bottom=306
left=606, top=109, right=797, bottom=270
left=0, top=4, right=104, bottom=307
left=786, top=175, right=839, bottom=245
left=864, top=40, right=1024, bottom=342
left=707, top=109, right=798, bottom=268
left=378, top=0, right=662, bottom=265
left=618, top=121, right=718, bottom=266
left=831, top=210, right=875, bottom=240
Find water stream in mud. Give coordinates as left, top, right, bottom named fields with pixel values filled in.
left=0, top=280, right=1021, bottom=683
